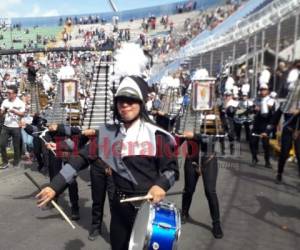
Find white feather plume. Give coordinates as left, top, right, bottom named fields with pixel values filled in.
left=192, top=68, right=209, bottom=80
left=114, top=43, right=148, bottom=78
left=241, top=83, right=250, bottom=94
left=160, top=76, right=180, bottom=89
left=287, top=69, right=299, bottom=90
left=225, top=76, right=235, bottom=91
left=233, top=85, right=239, bottom=96
left=259, top=69, right=271, bottom=86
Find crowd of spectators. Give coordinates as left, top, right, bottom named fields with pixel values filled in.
left=136, top=2, right=239, bottom=64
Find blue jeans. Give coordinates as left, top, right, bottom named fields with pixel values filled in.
left=21, top=128, right=33, bottom=153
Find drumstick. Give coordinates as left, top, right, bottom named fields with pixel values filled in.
left=120, top=191, right=184, bottom=203
left=252, top=133, right=268, bottom=138
left=24, top=172, right=76, bottom=230
left=120, top=194, right=152, bottom=203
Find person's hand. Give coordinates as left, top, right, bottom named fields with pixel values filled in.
left=35, top=187, right=56, bottom=208
left=105, top=167, right=112, bottom=176
left=260, top=132, right=268, bottom=138
left=147, top=185, right=166, bottom=203
left=183, top=131, right=194, bottom=139
left=48, top=123, right=58, bottom=131
left=46, top=142, right=56, bottom=150
left=19, top=120, right=26, bottom=128
left=290, top=108, right=300, bottom=115
left=157, top=110, right=165, bottom=116
left=9, top=108, right=17, bottom=114
left=82, top=129, right=96, bottom=137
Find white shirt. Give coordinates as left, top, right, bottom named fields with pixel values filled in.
left=1, top=97, right=26, bottom=128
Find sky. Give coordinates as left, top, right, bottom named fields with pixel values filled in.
left=0, top=0, right=185, bottom=18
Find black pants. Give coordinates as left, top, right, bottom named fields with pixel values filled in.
left=221, top=117, right=235, bottom=154
left=90, top=163, right=115, bottom=230
left=32, top=137, right=44, bottom=169
left=234, top=121, right=251, bottom=141
left=249, top=132, right=270, bottom=163
left=48, top=151, right=79, bottom=208
left=278, top=127, right=300, bottom=175
left=182, top=154, right=220, bottom=224
left=110, top=193, right=139, bottom=250
left=0, top=126, right=21, bottom=165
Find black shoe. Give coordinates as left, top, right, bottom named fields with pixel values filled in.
left=264, top=161, right=272, bottom=168
left=71, top=207, right=80, bottom=221
left=13, top=162, right=21, bottom=168
left=251, top=159, right=258, bottom=166
left=212, top=223, right=223, bottom=239
left=275, top=174, right=282, bottom=184
left=37, top=165, right=44, bottom=172
left=88, top=227, right=101, bottom=241
left=181, top=213, right=190, bottom=224
left=0, top=163, right=9, bottom=169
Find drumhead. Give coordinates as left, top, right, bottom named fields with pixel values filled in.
left=129, top=202, right=153, bottom=250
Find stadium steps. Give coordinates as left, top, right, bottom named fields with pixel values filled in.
left=82, top=62, right=113, bottom=129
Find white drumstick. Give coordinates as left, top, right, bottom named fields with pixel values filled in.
left=120, top=194, right=153, bottom=203
left=120, top=191, right=184, bottom=203
left=252, top=133, right=268, bottom=138
left=24, top=172, right=75, bottom=229
left=50, top=200, right=76, bottom=229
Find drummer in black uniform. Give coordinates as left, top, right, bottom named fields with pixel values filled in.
left=35, top=75, right=179, bottom=250
left=249, top=83, right=275, bottom=167
left=219, top=90, right=238, bottom=154
left=267, top=70, right=300, bottom=183
left=177, top=130, right=224, bottom=239
left=234, top=91, right=254, bottom=142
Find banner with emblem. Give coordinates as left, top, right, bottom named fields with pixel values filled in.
left=192, top=79, right=215, bottom=111
left=61, top=79, right=78, bottom=104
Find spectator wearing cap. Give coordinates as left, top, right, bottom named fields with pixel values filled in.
left=0, top=85, right=25, bottom=169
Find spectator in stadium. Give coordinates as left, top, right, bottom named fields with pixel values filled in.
left=0, top=85, right=25, bottom=169
left=26, top=57, right=38, bottom=85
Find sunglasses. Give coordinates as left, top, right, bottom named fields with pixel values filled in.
left=117, top=97, right=140, bottom=105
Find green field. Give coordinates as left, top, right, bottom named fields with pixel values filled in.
left=0, top=26, right=62, bottom=50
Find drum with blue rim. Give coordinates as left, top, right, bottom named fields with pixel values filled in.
left=129, top=201, right=181, bottom=250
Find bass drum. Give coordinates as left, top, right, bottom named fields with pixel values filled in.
left=129, top=201, right=181, bottom=250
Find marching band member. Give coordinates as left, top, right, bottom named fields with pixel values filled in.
left=268, top=67, right=300, bottom=183
left=45, top=124, right=82, bottom=221
left=177, top=68, right=223, bottom=238
left=249, top=83, right=275, bottom=168
left=220, top=90, right=239, bottom=154
left=234, top=90, right=254, bottom=142
left=35, top=75, right=179, bottom=250
left=42, top=122, right=115, bottom=240
left=178, top=131, right=223, bottom=239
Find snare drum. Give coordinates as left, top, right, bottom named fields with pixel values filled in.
left=129, top=201, right=181, bottom=250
